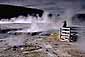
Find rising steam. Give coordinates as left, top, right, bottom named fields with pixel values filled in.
left=0, top=11, right=65, bottom=32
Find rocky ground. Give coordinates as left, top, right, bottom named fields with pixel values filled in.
left=0, top=34, right=85, bottom=57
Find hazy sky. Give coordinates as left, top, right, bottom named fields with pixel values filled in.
left=0, top=0, right=84, bottom=8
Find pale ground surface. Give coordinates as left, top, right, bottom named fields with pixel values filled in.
left=0, top=34, right=84, bottom=57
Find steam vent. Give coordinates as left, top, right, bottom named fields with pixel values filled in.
left=0, top=1, right=85, bottom=57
